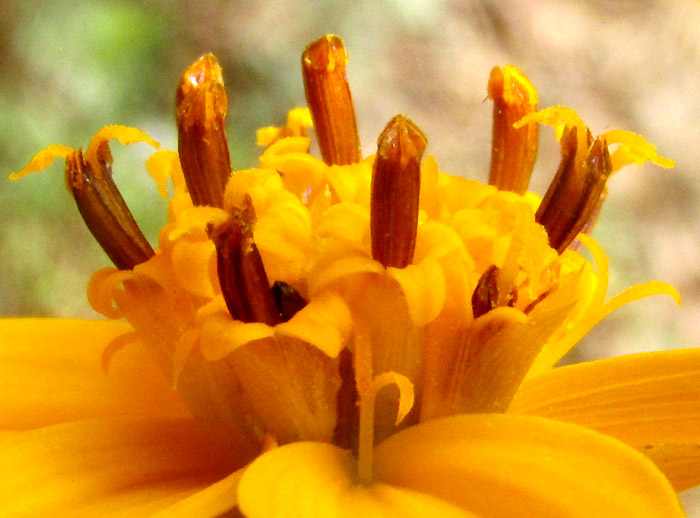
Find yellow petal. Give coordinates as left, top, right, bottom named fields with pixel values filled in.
left=261, top=151, right=328, bottom=200
left=419, top=155, right=440, bottom=218
left=167, top=191, right=195, bottom=222
left=325, top=160, right=373, bottom=205
left=423, top=299, right=574, bottom=420
left=510, top=348, right=700, bottom=445
left=224, top=167, right=284, bottom=208
left=528, top=278, right=679, bottom=377
left=515, top=105, right=585, bottom=141
left=340, top=484, right=474, bottom=518
left=0, top=417, right=245, bottom=516
left=286, top=107, right=313, bottom=131
left=238, top=442, right=472, bottom=518
left=341, top=276, right=426, bottom=445
left=152, top=465, right=246, bottom=517
left=256, top=108, right=312, bottom=147
left=260, top=135, right=311, bottom=155
left=387, top=257, right=446, bottom=327
left=275, top=291, right=353, bottom=358
left=600, top=129, right=675, bottom=172
left=254, top=190, right=313, bottom=283
left=0, top=318, right=189, bottom=430
left=9, top=144, right=73, bottom=179
left=86, top=267, right=133, bottom=319
left=84, top=125, right=160, bottom=172
left=642, top=444, right=700, bottom=492
left=374, top=414, right=685, bottom=518
left=414, top=220, right=469, bottom=262
left=315, top=202, right=370, bottom=246
left=170, top=238, right=217, bottom=298
left=527, top=233, right=610, bottom=376
left=132, top=251, right=179, bottom=290
left=438, top=175, right=495, bottom=215
left=225, top=336, right=341, bottom=443
left=146, top=149, right=187, bottom=198
left=167, top=206, right=228, bottom=242
left=597, top=280, right=681, bottom=321
left=310, top=256, right=384, bottom=295
left=198, top=312, right=275, bottom=361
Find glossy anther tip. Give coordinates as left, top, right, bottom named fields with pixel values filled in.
left=302, top=34, right=361, bottom=166
left=303, top=34, right=348, bottom=72
left=176, top=54, right=225, bottom=110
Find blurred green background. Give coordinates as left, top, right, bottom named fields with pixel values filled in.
left=1, top=0, right=700, bottom=511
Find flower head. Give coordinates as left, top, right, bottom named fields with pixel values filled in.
left=7, top=34, right=697, bottom=517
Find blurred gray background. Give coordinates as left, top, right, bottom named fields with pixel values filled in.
left=1, top=0, right=699, bottom=510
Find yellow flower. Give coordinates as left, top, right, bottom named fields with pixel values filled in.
left=5, top=34, right=697, bottom=517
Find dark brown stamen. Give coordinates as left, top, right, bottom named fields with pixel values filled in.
left=487, top=66, right=539, bottom=194
left=536, top=127, right=612, bottom=253
left=472, top=265, right=499, bottom=318
left=370, top=115, right=426, bottom=269
left=176, top=53, right=232, bottom=208
left=65, top=149, right=154, bottom=270
left=209, top=196, right=280, bottom=325
left=471, top=265, right=518, bottom=318
left=302, top=34, right=362, bottom=166
left=271, top=281, right=308, bottom=322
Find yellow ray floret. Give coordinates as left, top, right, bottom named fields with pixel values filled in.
left=10, top=126, right=160, bottom=183
left=9, top=145, right=73, bottom=180
left=516, top=106, right=674, bottom=173
left=600, top=129, right=675, bottom=172
left=256, top=107, right=313, bottom=146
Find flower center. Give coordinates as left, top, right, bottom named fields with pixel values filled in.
left=12, top=33, right=677, bottom=485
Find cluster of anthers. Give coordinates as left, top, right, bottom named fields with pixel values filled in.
left=13, top=33, right=677, bottom=504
